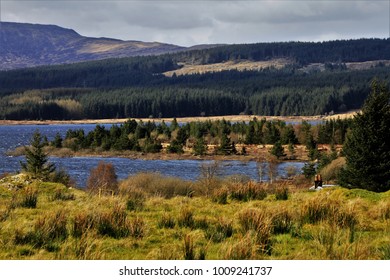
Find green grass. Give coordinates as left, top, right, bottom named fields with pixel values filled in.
left=0, top=173, right=390, bottom=259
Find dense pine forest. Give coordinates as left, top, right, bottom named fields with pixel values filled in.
left=1, top=39, right=389, bottom=120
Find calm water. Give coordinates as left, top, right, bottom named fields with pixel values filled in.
left=0, top=124, right=305, bottom=187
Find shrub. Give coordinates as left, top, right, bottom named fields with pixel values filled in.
left=49, top=168, right=75, bottom=188
left=87, top=161, right=118, bottom=195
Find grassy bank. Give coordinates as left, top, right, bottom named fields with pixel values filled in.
left=1, top=172, right=389, bottom=260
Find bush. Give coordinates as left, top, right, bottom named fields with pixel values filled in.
left=87, top=161, right=118, bottom=195
left=49, top=168, right=75, bottom=188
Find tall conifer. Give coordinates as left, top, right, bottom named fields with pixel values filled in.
left=338, top=81, right=390, bottom=192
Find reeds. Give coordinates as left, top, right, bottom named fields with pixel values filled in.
left=238, top=208, right=273, bottom=254
left=230, top=182, right=267, bottom=202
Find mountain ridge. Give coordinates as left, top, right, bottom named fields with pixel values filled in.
left=0, top=21, right=187, bottom=70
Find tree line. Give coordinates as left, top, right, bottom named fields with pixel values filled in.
left=1, top=66, right=389, bottom=120
left=45, top=117, right=351, bottom=158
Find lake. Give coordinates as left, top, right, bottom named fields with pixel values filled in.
left=0, top=124, right=305, bottom=187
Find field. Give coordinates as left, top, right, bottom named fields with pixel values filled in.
left=1, top=173, right=389, bottom=260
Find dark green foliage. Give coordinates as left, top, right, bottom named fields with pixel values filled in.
left=338, top=81, right=390, bottom=192
left=193, top=137, right=207, bottom=155
left=270, top=141, right=286, bottom=159
left=49, top=168, right=74, bottom=188
left=51, top=133, right=63, bottom=148
left=20, top=131, right=56, bottom=180
left=302, top=162, right=316, bottom=179
left=167, top=140, right=184, bottom=154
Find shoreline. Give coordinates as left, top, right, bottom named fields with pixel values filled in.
left=0, top=112, right=357, bottom=126
left=9, top=144, right=314, bottom=162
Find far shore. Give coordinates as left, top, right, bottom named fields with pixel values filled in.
left=0, top=112, right=358, bottom=126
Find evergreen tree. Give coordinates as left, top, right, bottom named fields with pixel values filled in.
left=20, top=131, right=56, bottom=179
left=338, top=81, right=390, bottom=192
left=51, top=132, right=63, bottom=148
left=270, top=141, right=286, bottom=159
left=193, top=137, right=207, bottom=156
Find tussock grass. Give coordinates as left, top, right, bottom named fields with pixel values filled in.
left=120, top=172, right=193, bottom=198
left=230, top=182, right=267, bottom=202
left=1, top=173, right=390, bottom=260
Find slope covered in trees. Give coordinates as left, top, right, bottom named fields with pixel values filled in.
left=0, top=38, right=389, bottom=119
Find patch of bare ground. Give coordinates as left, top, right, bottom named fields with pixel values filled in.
left=0, top=111, right=358, bottom=126
left=163, top=58, right=293, bottom=77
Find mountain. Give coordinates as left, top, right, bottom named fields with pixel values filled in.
left=0, top=22, right=186, bottom=70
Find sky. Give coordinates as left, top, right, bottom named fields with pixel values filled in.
left=0, top=0, right=389, bottom=46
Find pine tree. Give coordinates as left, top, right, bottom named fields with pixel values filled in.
left=270, top=141, right=286, bottom=159
left=338, top=81, right=390, bottom=192
left=193, top=137, right=207, bottom=156
left=20, top=131, right=56, bottom=179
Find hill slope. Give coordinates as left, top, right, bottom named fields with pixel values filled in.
left=0, top=22, right=185, bottom=70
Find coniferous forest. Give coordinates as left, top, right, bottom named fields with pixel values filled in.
left=0, top=39, right=389, bottom=120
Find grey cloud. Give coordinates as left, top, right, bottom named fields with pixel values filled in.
left=1, top=0, right=389, bottom=46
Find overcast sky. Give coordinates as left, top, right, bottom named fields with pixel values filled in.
left=1, top=0, right=389, bottom=46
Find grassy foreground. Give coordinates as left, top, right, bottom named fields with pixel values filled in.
left=0, top=173, right=389, bottom=260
